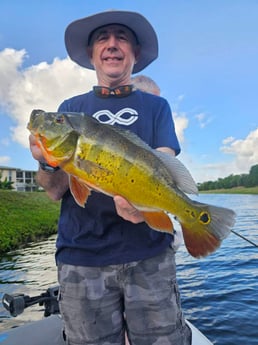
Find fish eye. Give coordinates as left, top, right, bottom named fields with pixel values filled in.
left=55, top=115, right=65, bottom=124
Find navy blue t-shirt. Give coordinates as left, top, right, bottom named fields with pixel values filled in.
left=55, top=89, right=180, bottom=266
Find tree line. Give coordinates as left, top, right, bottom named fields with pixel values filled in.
left=198, top=164, right=258, bottom=191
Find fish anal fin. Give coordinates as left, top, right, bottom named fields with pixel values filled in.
left=69, top=175, right=91, bottom=207
left=181, top=224, right=221, bottom=258
left=142, top=211, right=174, bottom=234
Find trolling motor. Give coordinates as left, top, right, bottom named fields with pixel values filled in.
left=2, top=285, right=60, bottom=317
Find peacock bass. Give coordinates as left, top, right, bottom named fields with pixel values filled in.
left=27, top=109, right=236, bottom=258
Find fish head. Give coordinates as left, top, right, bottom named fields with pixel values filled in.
left=27, top=109, right=79, bottom=166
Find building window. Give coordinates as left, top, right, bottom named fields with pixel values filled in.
left=8, top=170, right=12, bottom=182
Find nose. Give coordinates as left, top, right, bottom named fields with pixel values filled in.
left=106, top=35, right=118, bottom=50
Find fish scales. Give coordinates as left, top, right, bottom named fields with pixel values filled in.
left=75, top=134, right=173, bottom=208
left=73, top=115, right=174, bottom=207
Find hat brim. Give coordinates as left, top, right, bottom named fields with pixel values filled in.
left=65, top=10, right=158, bottom=74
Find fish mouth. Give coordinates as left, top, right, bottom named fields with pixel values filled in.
left=27, top=109, right=45, bottom=131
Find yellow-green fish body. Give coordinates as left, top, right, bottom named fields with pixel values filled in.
left=28, top=110, right=236, bottom=258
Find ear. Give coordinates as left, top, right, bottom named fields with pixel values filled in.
left=134, top=45, right=141, bottom=64
left=87, top=46, right=93, bottom=63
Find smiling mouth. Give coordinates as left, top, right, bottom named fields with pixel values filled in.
left=104, top=57, right=122, bottom=62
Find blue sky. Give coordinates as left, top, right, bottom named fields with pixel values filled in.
left=0, top=0, right=257, bottom=182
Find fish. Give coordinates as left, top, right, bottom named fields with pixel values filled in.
left=27, top=109, right=236, bottom=258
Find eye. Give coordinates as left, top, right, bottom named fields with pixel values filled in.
left=55, top=115, right=65, bottom=124
left=96, top=33, right=108, bottom=42
left=118, top=34, right=127, bottom=41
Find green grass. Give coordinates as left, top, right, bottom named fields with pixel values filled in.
left=0, top=190, right=60, bottom=254
left=200, top=186, right=258, bottom=194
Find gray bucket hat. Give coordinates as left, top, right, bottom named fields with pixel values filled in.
left=65, top=10, right=158, bottom=74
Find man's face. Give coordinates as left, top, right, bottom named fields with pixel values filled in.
left=88, top=24, right=140, bottom=85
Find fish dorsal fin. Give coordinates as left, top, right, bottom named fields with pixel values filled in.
left=153, top=151, right=198, bottom=195
left=107, top=126, right=198, bottom=194
left=105, top=124, right=153, bottom=150
left=69, top=175, right=91, bottom=207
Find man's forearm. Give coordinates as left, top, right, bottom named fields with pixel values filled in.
left=36, top=167, right=69, bottom=201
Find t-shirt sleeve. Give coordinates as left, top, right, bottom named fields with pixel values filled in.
left=57, top=99, right=69, bottom=112
left=153, top=98, right=181, bottom=155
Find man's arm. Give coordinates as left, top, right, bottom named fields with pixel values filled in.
left=29, top=134, right=69, bottom=201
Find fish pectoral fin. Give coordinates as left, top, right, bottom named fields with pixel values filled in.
left=141, top=211, right=174, bottom=234
left=69, top=175, right=91, bottom=207
left=76, top=157, right=112, bottom=177
left=181, top=223, right=221, bottom=258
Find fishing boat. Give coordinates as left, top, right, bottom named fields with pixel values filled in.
left=0, top=286, right=213, bottom=345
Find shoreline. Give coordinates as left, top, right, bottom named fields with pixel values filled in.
left=199, top=186, right=258, bottom=194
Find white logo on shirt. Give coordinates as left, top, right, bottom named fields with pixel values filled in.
left=92, top=108, right=138, bottom=126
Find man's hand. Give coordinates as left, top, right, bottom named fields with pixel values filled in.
left=114, top=196, right=144, bottom=224
left=29, top=134, right=69, bottom=200
left=29, top=134, right=45, bottom=162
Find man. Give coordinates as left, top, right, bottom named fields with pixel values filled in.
left=131, top=74, right=161, bottom=96
left=29, top=10, right=191, bottom=345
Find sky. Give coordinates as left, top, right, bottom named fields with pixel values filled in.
left=0, top=0, right=257, bottom=183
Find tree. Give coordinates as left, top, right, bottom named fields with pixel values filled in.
left=0, top=173, right=14, bottom=190
left=197, top=164, right=258, bottom=190
left=248, top=164, right=258, bottom=187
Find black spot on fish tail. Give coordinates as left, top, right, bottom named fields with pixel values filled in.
left=199, top=212, right=210, bottom=224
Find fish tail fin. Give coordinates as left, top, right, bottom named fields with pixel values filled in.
left=181, top=204, right=236, bottom=258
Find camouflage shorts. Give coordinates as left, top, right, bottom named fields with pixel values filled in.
left=57, top=247, right=191, bottom=345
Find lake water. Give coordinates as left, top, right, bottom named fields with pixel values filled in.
left=0, top=194, right=257, bottom=345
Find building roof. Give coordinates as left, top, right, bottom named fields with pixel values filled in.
left=0, top=166, right=18, bottom=170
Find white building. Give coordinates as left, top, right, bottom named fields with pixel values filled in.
left=0, top=166, right=38, bottom=192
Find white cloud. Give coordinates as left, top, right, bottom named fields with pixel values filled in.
left=186, top=128, right=258, bottom=183
left=0, top=48, right=97, bottom=148
left=177, top=128, right=258, bottom=183
left=195, top=112, right=212, bottom=128
left=222, top=136, right=235, bottom=145
left=173, top=112, right=188, bottom=143
left=221, top=128, right=258, bottom=172
left=0, top=48, right=27, bottom=106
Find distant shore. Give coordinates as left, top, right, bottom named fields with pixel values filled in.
left=200, top=186, right=258, bottom=194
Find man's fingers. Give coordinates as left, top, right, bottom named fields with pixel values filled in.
left=113, top=196, right=144, bottom=224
